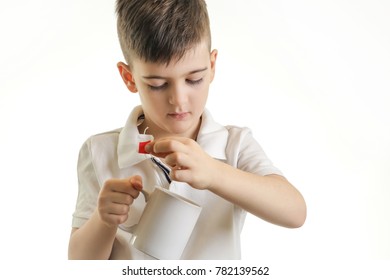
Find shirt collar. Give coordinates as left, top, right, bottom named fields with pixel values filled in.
left=118, top=106, right=228, bottom=169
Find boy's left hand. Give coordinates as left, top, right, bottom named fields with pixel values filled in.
left=145, top=137, right=217, bottom=190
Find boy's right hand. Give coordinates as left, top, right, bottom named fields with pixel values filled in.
left=97, top=175, right=143, bottom=228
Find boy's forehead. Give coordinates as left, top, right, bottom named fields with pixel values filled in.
left=133, top=42, right=210, bottom=74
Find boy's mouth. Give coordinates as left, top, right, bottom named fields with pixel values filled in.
left=168, top=112, right=190, bottom=120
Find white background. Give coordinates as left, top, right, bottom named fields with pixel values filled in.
left=1, top=0, right=389, bottom=278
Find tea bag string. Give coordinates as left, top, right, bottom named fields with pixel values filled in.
left=151, top=158, right=172, bottom=185
left=143, top=126, right=172, bottom=185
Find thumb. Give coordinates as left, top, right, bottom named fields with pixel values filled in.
left=130, top=175, right=143, bottom=191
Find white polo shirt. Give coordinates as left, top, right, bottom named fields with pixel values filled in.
left=72, top=105, right=282, bottom=259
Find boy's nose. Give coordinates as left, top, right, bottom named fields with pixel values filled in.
left=168, top=85, right=188, bottom=105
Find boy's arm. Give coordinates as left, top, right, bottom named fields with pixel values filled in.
left=68, top=177, right=142, bottom=259
left=207, top=162, right=306, bottom=228
left=68, top=211, right=117, bottom=260
left=146, top=137, right=306, bottom=228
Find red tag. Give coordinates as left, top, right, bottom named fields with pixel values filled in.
left=138, top=140, right=151, bottom=154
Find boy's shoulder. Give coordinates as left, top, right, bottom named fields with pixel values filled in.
left=82, top=127, right=123, bottom=149
left=225, top=125, right=253, bottom=140
left=225, top=125, right=251, bottom=133
left=92, top=127, right=123, bottom=138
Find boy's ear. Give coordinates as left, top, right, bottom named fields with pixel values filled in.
left=209, top=49, right=218, bottom=83
left=117, top=62, right=138, bottom=93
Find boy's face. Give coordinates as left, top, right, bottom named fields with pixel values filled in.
left=119, top=41, right=217, bottom=139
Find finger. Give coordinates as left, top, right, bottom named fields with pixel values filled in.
left=149, top=139, right=187, bottom=156
left=109, top=203, right=130, bottom=216
left=99, top=200, right=130, bottom=216
left=98, top=192, right=134, bottom=213
left=104, top=178, right=131, bottom=193
left=130, top=175, right=143, bottom=192
left=169, top=169, right=192, bottom=184
left=164, top=152, right=190, bottom=169
left=109, top=192, right=135, bottom=205
left=104, top=178, right=141, bottom=197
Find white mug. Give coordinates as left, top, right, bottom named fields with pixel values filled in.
left=128, top=185, right=202, bottom=259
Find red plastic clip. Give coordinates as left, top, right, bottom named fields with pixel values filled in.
left=137, top=127, right=153, bottom=154
left=138, top=140, right=151, bottom=154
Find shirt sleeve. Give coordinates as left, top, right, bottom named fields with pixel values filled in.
left=226, top=126, right=283, bottom=176
left=71, top=138, right=102, bottom=228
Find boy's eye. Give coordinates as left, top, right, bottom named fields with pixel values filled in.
left=186, top=78, right=203, bottom=86
left=147, top=78, right=203, bottom=90
left=148, top=83, right=167, bottom=91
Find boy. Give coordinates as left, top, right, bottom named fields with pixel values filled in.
left=68, top=0, right=306, bottom=260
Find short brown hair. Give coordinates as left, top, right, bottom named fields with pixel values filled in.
left=116, top=0, right=211, bottom=65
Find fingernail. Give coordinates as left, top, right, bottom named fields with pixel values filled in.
left=130, top=178, right=143, bottom=191
left=134, top=183, right=143, bottom=191
left=145, top=142, right=152, bottom=153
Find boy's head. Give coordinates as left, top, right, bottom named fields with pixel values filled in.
left=115, top=0, right=217, bottom=140
left=116, top=0, right=211, bottom=66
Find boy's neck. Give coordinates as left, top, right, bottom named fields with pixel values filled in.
left=137, top=117, right=202, bottom=141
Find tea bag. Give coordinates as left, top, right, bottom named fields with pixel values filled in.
left=137, top=127, right=153, bottom=154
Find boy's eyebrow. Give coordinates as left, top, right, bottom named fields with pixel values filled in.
left=142, top=67, right=208, bottom=79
